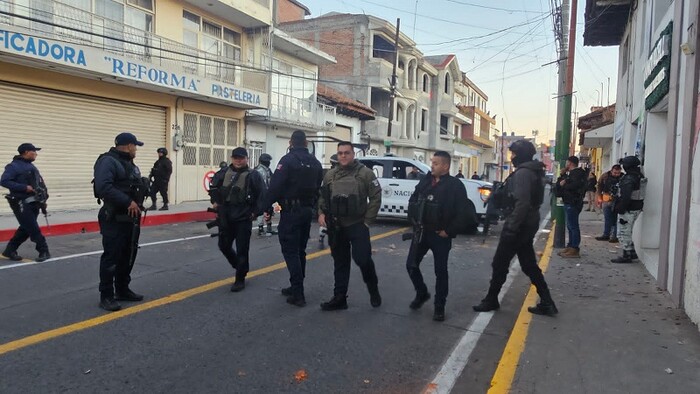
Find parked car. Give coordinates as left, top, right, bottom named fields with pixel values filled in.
left=356, top=156, right=492, bottom=224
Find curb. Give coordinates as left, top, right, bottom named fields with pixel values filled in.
left=0, top=211, right=216, bottom=242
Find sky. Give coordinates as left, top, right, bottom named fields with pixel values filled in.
left=298, top=0, right=619, bottom=144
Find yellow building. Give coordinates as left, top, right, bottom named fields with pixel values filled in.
left=0, top=0, right=271, bottom=212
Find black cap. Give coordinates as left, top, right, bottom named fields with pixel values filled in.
left=259, top=153, right=272, bottom=162
left=231, top=147, right=248, bottom=158
left=567, top=156, right=579, bottom=166
left=17, top=143, right=41, bottom=154
left=291, top=130, right=307, bottom=146
left=157, top=147, right=168, bottom=156
left=115, top=132, right=144, bottom=146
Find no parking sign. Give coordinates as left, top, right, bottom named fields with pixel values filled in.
left=203, top=170, right=216, bottom=192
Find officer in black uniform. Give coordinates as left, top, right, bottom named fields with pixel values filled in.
left=148, top=147, right=173, bottom=211
left=406, top=151, right=469, bottom=322
left=473, top=140, right=558, bottom=316
left=1, top=143, right=51, bottom=262
left=264, top=130, right=323, bottom=307
left=93, top=132, right=150, bottom=312
left=209, top=147, right=266, bottom=292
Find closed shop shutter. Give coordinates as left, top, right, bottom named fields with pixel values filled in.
left=0, top=83, right=166, bottom=214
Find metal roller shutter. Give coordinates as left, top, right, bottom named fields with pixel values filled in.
left=0, top=83, right=166, bottom=214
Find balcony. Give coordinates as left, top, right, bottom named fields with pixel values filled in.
left=364, top=117, right=407, bottom=142
left=0, top=0, right=268, bottom=106
left=367, top=57, right=394, bottom=89
left=248, top=92, right=336, bottom=131
left=183, top=0, right=271, bottom=28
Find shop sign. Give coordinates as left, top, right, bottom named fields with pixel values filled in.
left=644, top=22, right=673, bottom=109
left=0, top=27, right=266, bottom=108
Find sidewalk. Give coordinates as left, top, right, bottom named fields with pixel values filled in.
left=506, top=212, right=700, bottom=393
left=0, top=201, right=215, bottom=241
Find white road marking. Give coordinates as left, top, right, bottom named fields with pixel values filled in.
left=0, top=234, right=212, bottom=271
left=427, top=212, right=551, bottom=394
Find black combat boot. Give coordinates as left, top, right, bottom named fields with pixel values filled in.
left=266, top=224, right=278, bottom=235
left=2, top=249, right=23, bottom=261
left=148, top=202, right=157, bottom=211
left=286, top=294, right=306, bottom=307
left=258, top=225, right=265, bottom=236
left=528, top=301, right=558, bottom=316
left=99, top=296, right=122, bottom=312
left=409, top=291, right=431, bottom=310
left=36, top=251, right=51, bottom=262
left=281, top=286, right=293, bottom=296
left=473, top=297, right=500, bottom=312
left=230, top=278, right=245, bottom=292
left=433, top=305, right=445, bottom=322
left=611, top=250, right=633, bottom=264
left=368, top=284, right=382, bottom=307
left=158, top=204, right=169, bottom=211
left=320, top=295, right=348, bottom=311
left=629, top=249, right=639, bottom=261
left=115, top=288, right=144, bottom=302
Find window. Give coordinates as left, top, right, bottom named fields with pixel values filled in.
left=440, top=115, right=449, bottom=135
left=372, top=35, right=395, bottom=62
left=421, top=109, right=428, bottom=132
left=263, top=55, right=317, bottom=113
left=183, top=10, right=241, bottom=81
left=183, top=113, right=239, bottom=166
left=454, top=124, right=459, bottom=137
left=444, top=72, right=451, bottom=94
left=422, top=74, right=430, bottom=92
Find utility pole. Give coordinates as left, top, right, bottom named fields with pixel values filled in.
left=386, top=18, right=401, bottom=154
left=552, top=0, right=576, bottom=248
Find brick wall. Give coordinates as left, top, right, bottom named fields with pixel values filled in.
left=277, top=0, right=306, bottom=23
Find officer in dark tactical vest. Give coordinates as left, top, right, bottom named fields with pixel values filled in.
left=263, top=130, right=323, bottom=307
left=405, top=151, right=469, bottom=322
left=93, top=133, right=150, bottom=312
left=255, top=153, right=276, bottom=236
left=209, top=147, right=266, bottom=292
left=473, top=140, right=558, bottom=316
left=148, top=147, right=172, bottom=211
left=611, top=156, right=646, bottom=264
left=1, top=143, right=50, bottom=262
left=317, top=142, right=382, bottom=311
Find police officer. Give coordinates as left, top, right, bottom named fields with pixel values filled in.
left=406, top=151, right=468, bottom=322
left=611, top=156, right=645, bottom=264
left=93, top=132, right=150, bottom=312
left=595, top=164, right=622, bottom=243
left=317, top=142, right=382, bottom=310
left=209, top=148, right=266, bottom=291
left=255, top=153, right=276, bottom=236
left=1, top=143, right=50, bottom=262
left=264, top=130, right=323, bottom=307
left=148, top=147, right=172, bottom=211
left=473, top=140, right=557, bottom=316
left=318, top=153, right=339, bottom=249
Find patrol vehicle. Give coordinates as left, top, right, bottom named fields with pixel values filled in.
left=357, top=156, right=492, bottom=222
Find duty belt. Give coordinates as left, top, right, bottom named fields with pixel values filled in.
left=282, top=199, right=313, bottom=207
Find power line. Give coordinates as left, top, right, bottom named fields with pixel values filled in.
left=444, top=0, right=545, bottom=13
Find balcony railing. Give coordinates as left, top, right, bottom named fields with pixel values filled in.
left=0, top=0, right=267, bottom=93
left=249, top=92, right=336, bottom=130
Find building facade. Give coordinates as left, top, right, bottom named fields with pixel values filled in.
left=585, top=0, right=700, bottom=328
left=454, top=73, right=496, bottom=180
left=0, top=0, right=271, bottom=212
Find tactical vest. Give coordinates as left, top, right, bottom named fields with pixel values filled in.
left=93, top=152, right=146, bottom=205
left=221, top=168, right=250, bottom=205
left=630, top=175, right=647, bottom=202
left=329, top=165, right=365, bottom=218
left=293, top=152, right=319, bottom=200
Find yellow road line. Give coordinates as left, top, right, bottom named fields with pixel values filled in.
left=487, top=227, right=555, bottom=394
left=0, top=227, right=408, bottom=357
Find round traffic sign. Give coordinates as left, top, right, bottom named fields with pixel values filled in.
left=203, top=170, right=216, bottom=192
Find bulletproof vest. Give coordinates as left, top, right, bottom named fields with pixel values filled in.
left=27, top=169, right=48, bottom=203
left=329, top=166, right=365, bottom=218
left=629, top=174, right=647, bottom=202
left=93, top=152, right=144, bottom=204
left=292, top=152, right=319, bottom=200
left=221, top=168, right=250, bottom=205
left=603, top=173, right=620, bottom=194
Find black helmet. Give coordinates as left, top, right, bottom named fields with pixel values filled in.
left=157, top=147, right=168, bottom=156
left=619, top=155, right=640, bottom=169
left=509, top=139, right=536, bottom=166
left=330, top=154, right=339, bottom=165
left=259, top=153, right=272, bottom=163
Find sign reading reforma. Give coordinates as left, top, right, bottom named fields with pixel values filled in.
left=0, top=27, right=267, bottom=109
left=644, top=22, right=673, bottom=110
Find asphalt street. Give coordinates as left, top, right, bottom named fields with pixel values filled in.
left=0, top=201, right=551, bottom=393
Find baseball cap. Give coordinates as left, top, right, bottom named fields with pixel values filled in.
left=291, top=130, right=307, bottom=145
left=115, top=132, right=144, bottom=146
left=17, top=143, right=41, bottom=154
left=231, top=147, right=248, bottom=157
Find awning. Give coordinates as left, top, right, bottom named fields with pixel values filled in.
left=582, top=123, right=614, bottom=148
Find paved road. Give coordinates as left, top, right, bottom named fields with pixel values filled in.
left=0, top=201, right=551, bottom=393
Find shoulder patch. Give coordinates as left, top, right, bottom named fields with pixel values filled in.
left=276, top=164, right=283, bottom=171
left=372, top=179, right=380, bottom=187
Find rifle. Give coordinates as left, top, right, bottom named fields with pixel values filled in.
left=403, top=196, right=426, bottom=270
left=321, top=184, right=339, bottom=249
left=206, top=207, right=221, bottom=237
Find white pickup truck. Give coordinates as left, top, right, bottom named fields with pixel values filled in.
left=356, top=156, right=492, bottom=223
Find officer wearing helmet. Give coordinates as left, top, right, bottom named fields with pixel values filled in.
left=611, top=156, right=646, bottom=264
left=255, top=153, right=276, bottom=236
left=473, top=139, right=558, bottom=316
left=148, top=147, right=172, bottom=211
